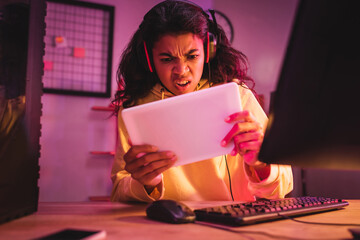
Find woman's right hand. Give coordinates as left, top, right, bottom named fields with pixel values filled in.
left=123, top=144, right=177, bottom=192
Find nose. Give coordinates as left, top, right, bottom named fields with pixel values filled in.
left=173, top=60, right=189, bottom=75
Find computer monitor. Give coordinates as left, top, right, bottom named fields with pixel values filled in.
left=258, top=0, right=360, bottom=170
left=0, top=1, right=44, bottom=224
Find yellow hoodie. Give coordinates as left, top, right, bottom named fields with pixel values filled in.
left=110, top=80, right=293, bottom=202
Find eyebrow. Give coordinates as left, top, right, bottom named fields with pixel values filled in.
left=158, top=49, right=200, bottom=57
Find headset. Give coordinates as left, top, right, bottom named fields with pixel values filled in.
left=141, top=1, right=218, bottom=73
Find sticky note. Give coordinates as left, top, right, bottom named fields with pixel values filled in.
left=54, top=36, right=67, bottom=48
left=44, top=61, right=53, bottom=71
left=73, top=47, right=86, bottom=58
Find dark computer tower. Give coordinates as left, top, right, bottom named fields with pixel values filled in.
left=0, top=0, right=45, bottom=223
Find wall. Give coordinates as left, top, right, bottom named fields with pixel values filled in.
left=39, top=0, right=160, bottom=201
left=213, top=0, right=299, bottom=112
left=39, top=0, right=299, bottom=201
left=39, top=0, right=213, bottom=202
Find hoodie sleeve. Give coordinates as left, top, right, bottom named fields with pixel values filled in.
left=239, top=85, right=294, bottom=199
left=110, top=108, right=164, bottom=202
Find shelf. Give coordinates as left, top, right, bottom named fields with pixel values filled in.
left=90, top=151, right=115, bottom=156
left=88, top=196, right=111, bottom=202
left=91, top=106, right=115, bottom=111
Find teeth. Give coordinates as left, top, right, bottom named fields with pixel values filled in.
left=176, top=81, right=189, bottom=86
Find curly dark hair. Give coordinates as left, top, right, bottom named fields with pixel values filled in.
left=113, top=0, right=254, bottom=111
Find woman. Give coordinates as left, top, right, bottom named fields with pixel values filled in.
left=111, top=0, right=293, bottom=202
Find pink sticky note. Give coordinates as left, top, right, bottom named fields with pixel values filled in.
left=73, top=47, right=86, bottom=58
left=44, top=61, right=53, bottom=71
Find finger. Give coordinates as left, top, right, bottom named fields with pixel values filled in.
left=124, top=144, right=158, bottom=163
left=231, top=138, right=262, bottom=156
left=133, top=155, right=177, bottom=179
left=125, top=151, right=175, bottom=173
left=225, top=111, right=254, bottom=123
left=132, top=156, right=177, bottom=184
left=221, top=122, right=260, bottom=147
left=230, top=145, right=237, bottom=156
left=237, top=140, right=262, bottom=153
left=137, top=164, right=175, bottom=186
left=234, top=131, right=263, bottom=144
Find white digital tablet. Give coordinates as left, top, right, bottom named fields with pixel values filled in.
left=121, top=82, right=242, bottom=167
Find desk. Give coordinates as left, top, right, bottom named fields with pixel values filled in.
left=0, top=200, right=359, bottom=240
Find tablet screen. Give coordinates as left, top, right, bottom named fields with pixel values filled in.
left=122, top=82, right=242, bottom=166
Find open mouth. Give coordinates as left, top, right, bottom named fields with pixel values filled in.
left=175, top=80, right=190, bottom=87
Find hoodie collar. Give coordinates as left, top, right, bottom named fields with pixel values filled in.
left=150, top=79, right=211, bottom=100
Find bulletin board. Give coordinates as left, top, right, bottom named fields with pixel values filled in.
left=43, top=0, right=114, bottom=97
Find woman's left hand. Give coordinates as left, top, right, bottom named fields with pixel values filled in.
left=221, top=110, right=265, bottom=167
left=221, top=110, right=270, bottom=180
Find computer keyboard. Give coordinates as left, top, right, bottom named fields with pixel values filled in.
left=194, top=196, right=349, bottom=226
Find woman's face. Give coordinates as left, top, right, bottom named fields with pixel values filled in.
left=152, top=33, right=205, bottom=95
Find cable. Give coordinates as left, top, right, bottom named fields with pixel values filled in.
left=195, top=221, right=344, bottom=240
left=224, top=155, right=234, bottom=201
left=207, top=60, right=211, bottom=83
left=277, top=213, right=360, bottom=227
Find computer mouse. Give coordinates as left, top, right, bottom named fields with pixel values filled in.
left=146, top=199, right=196, bottom=224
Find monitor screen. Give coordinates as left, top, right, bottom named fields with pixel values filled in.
left=0, top=0, right=44, bottom=224
left=258, top=0, right=360, bottom=170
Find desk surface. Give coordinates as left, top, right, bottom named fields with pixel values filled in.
left=0, top=200, right=359, bottom=240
